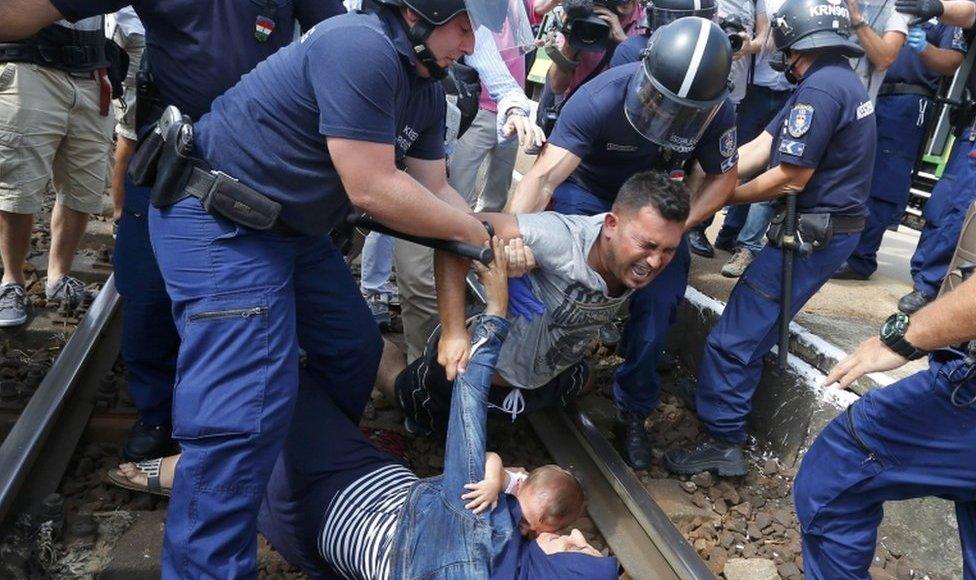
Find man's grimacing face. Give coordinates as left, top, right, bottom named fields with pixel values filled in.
left=603, top=206, right=685, bottom=289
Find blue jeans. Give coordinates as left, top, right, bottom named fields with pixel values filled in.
left=114, top=175, right=178, bottom=427
left=696, top=233, right=859, bottom=444
left=848, top=94, right=932, bottom=277
left=149, top=198, right=382, bottom=579
left=795, top=353, right=976, bottom=579
left=715, top=85, right=792, bottom=250
left=360, top=231, right=395, bottom=296
left=553, top=181, right=691, bottom=416
left=910, top=130, right=976, bottom=296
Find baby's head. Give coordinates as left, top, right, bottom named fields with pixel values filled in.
left=514, top=465, right=584, bottom=537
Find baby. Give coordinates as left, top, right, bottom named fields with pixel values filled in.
left=462, top=452, right=584, bottom=537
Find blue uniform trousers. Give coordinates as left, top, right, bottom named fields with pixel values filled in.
left=848, top=94, right=932, bottom=277
left=553, top=181, right=691, bottom=415
left=910, top=130, right=976, bottom=296
left=794, top=353, right=976, bottom=579
left=148, top=198, right=382, bottom=579
left=696, top=233, right=859, bottom=443
left=114, top=176, right=179, bottom=426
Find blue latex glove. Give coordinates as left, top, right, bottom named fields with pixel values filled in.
left=907, top=27, right=928, bottom=53
left=507, top=276, right=545, bottom=320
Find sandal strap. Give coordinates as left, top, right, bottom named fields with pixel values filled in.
left=135, top=458, right=162, bottom=478
left=147, top=473, right=162, bottom=494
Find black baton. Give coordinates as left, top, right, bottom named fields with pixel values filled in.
left=778, top=193, right=799, bottom=368
left=347, top=213, right=494, bottom=265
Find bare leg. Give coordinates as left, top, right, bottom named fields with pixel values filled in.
left=375, top=337, right=407, bottom=406
left=111, top=136, right=137, bottom=222
left=47, top=203, right=90, bottom=283
left=0, top=211, right=34, bottom=286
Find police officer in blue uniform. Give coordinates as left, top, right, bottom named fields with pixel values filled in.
left=0, top=0, right=346, bottom=464
left=896, top=0, right=976, bottom=314
left=507, top=17, right=740, bottom=469
left=665, top=0, right=877, bottom=476
left=834, top=20, right=967, bottom=281
left=795, top=279, right=976, bottom=579
left=608, top=0, right=719, bottom=67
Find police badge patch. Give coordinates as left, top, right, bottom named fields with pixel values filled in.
left=719, top=127, right=737, bottom=158
left=787, top=104, right=814, bottom=138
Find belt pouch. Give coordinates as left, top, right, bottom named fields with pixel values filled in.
left=797, top=213, right=833, bottom=250
left=201, top=173, right=281, bottom=231
left=127, top=128, right=164, bottom=186
left=766, top=210, right=786, bottom=247
left=149, top=137, right=193, bottom=208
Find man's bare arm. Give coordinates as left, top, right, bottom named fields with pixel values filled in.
left=736, top=131, right=774, bottom=181
left=728, top=163, right=815, bottom=204
left=918, top=43, right=965, bottom=76
left=505, top=144, right=581, bottom=213
left=0, top=0, right=63, bottom=41
left=330, top=139, right=485, bottom=244
left=939, top=0, right=976, bottom=28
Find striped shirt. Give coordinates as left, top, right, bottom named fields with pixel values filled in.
left=319, top=464, right=418, bottom=579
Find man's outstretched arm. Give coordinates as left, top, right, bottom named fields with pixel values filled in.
left=826, top=275, right=976, bottom=388
left=896, top=0, right=976, bottom=29
left=0, top=0, right=65, bottom=40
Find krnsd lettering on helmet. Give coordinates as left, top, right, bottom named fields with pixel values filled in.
left=808, top=4, right=849, bottom=18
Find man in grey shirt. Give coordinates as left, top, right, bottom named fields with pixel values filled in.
left=376, top=171, right=689, bottom=435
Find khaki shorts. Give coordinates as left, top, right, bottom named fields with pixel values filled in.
left=0, top=62, right=113, bottom=215
left=112, top=27, right=145, bottom=141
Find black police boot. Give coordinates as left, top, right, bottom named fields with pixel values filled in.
left=687, top=229, right=715, bottom=258
left=664, top=435, right=747, bottom=477
left=615, top=412, right=652, bottom=470
left=122, top=421, right=174, bottom=462
left=831, top=262, right=870, bottom=281
left=898, top=289, right=934, bottom=315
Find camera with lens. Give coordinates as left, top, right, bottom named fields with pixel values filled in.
left=559, top=0, right=632, bottom=52
left=719, top=15, right=746, bottom=53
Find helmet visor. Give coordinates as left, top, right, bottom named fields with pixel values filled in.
left=623, top=63, right=725, bottom=153
left=465, top=0, right=534, bottom=54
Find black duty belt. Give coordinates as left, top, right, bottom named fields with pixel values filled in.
left=878, top=82, right=934, bottom=99
left=0, top=42, right=104, bottom=72
left=184, top=166, right=300, bottom=236
left=826, top=214, right=866, bottom=234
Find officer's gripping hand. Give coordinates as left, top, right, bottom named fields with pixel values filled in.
left=474, top=236, right=509, bottom=318
left=824, top=336, right=909, bottom=390
left=907, top=27, right=929, bottom=52
left=895, top=0, right=944, bottom=20
left=504, top=238, right=537, bottom=278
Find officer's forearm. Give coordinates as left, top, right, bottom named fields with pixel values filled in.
left=905, top=275, right=976, bottom=349
left=919, top=45, right=965, bottom=76
left=729, top=165, right=807, bottom=204
left=939, top=0, right=976, bottom=28
left=686, top=170, right=738, bottom=228
left=853, top=27, right=903, bottom=71
left=737, top=132, right=774, bottom=180
left=0, top=0, right=62, bottom=41
left=434, top=251, right=471, bottom=341
left=506, top=172, right=552, bottom=213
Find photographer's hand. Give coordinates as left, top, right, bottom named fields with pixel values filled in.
left=593, top=5, right=627, bottom=44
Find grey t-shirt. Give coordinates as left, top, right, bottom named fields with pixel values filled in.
left=496, top=212, right=633, bottom=389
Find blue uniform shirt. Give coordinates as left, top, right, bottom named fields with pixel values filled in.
left=550, top=63, right=738, bottom=202
left=52, top=0, right=344, bottom=123
left=766, top=55, right=876, bottom=217
left=193, top=8, right=446, bottom=237
left=608, top=33, right=650, bottom=68
left=885, top=22, right=967, bottom=92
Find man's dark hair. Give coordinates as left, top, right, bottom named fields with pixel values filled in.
left=611, top=170, right=690, bottom=223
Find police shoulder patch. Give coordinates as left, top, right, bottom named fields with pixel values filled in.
left=719, top=127, right=737, bottom=158
left=856, top=100, right=874, bottom=120
left=787, top=104, right=814, bottom=138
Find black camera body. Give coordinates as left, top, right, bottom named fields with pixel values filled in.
left=719, top=15, right=746, bottom=52
left=559, top=0, right=631, bottom=52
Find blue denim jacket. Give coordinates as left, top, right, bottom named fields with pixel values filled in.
left=389, top=315, right=519, bottom=579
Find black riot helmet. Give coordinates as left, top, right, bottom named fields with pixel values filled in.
left=644, top=0, right=718, bottom=31
left=625, top=17, right=731, bottom=152
left=771, top=0, right=864, bottom=57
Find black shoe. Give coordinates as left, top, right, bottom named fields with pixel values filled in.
left=615, top=412, right=652, bottom=470
left=831, top=262, right=870, bottom=281
left=123, top=421, right=175, bottom=462
left=713, top=237, right=736, bottom=254
left=664, top=435, right=747, bottom=477
left=688, top=230, right=715, bottom=258
left=898, top=289, right=934, bottom=315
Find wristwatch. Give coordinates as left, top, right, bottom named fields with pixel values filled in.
left=880, top=313, right=928, bottom=360
left=851, top=20, right=868, bottom=30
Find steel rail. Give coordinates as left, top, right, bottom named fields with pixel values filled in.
left=530, top=408, right=715, bottom=580
left=0, top=275, right=122, bottom=526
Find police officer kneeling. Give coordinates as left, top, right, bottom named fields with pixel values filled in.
left=665, top=0, right=876, bottom=476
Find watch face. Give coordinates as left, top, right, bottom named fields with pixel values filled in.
left=881, top=313, right=908, bottom=341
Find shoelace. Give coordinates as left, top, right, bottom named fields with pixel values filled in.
left=0, top=285, right=24, bottom=309
left=50, top=277, right=88, bottom=303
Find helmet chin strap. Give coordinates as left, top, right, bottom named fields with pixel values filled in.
left=406, top=20, right=448, bottom=80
